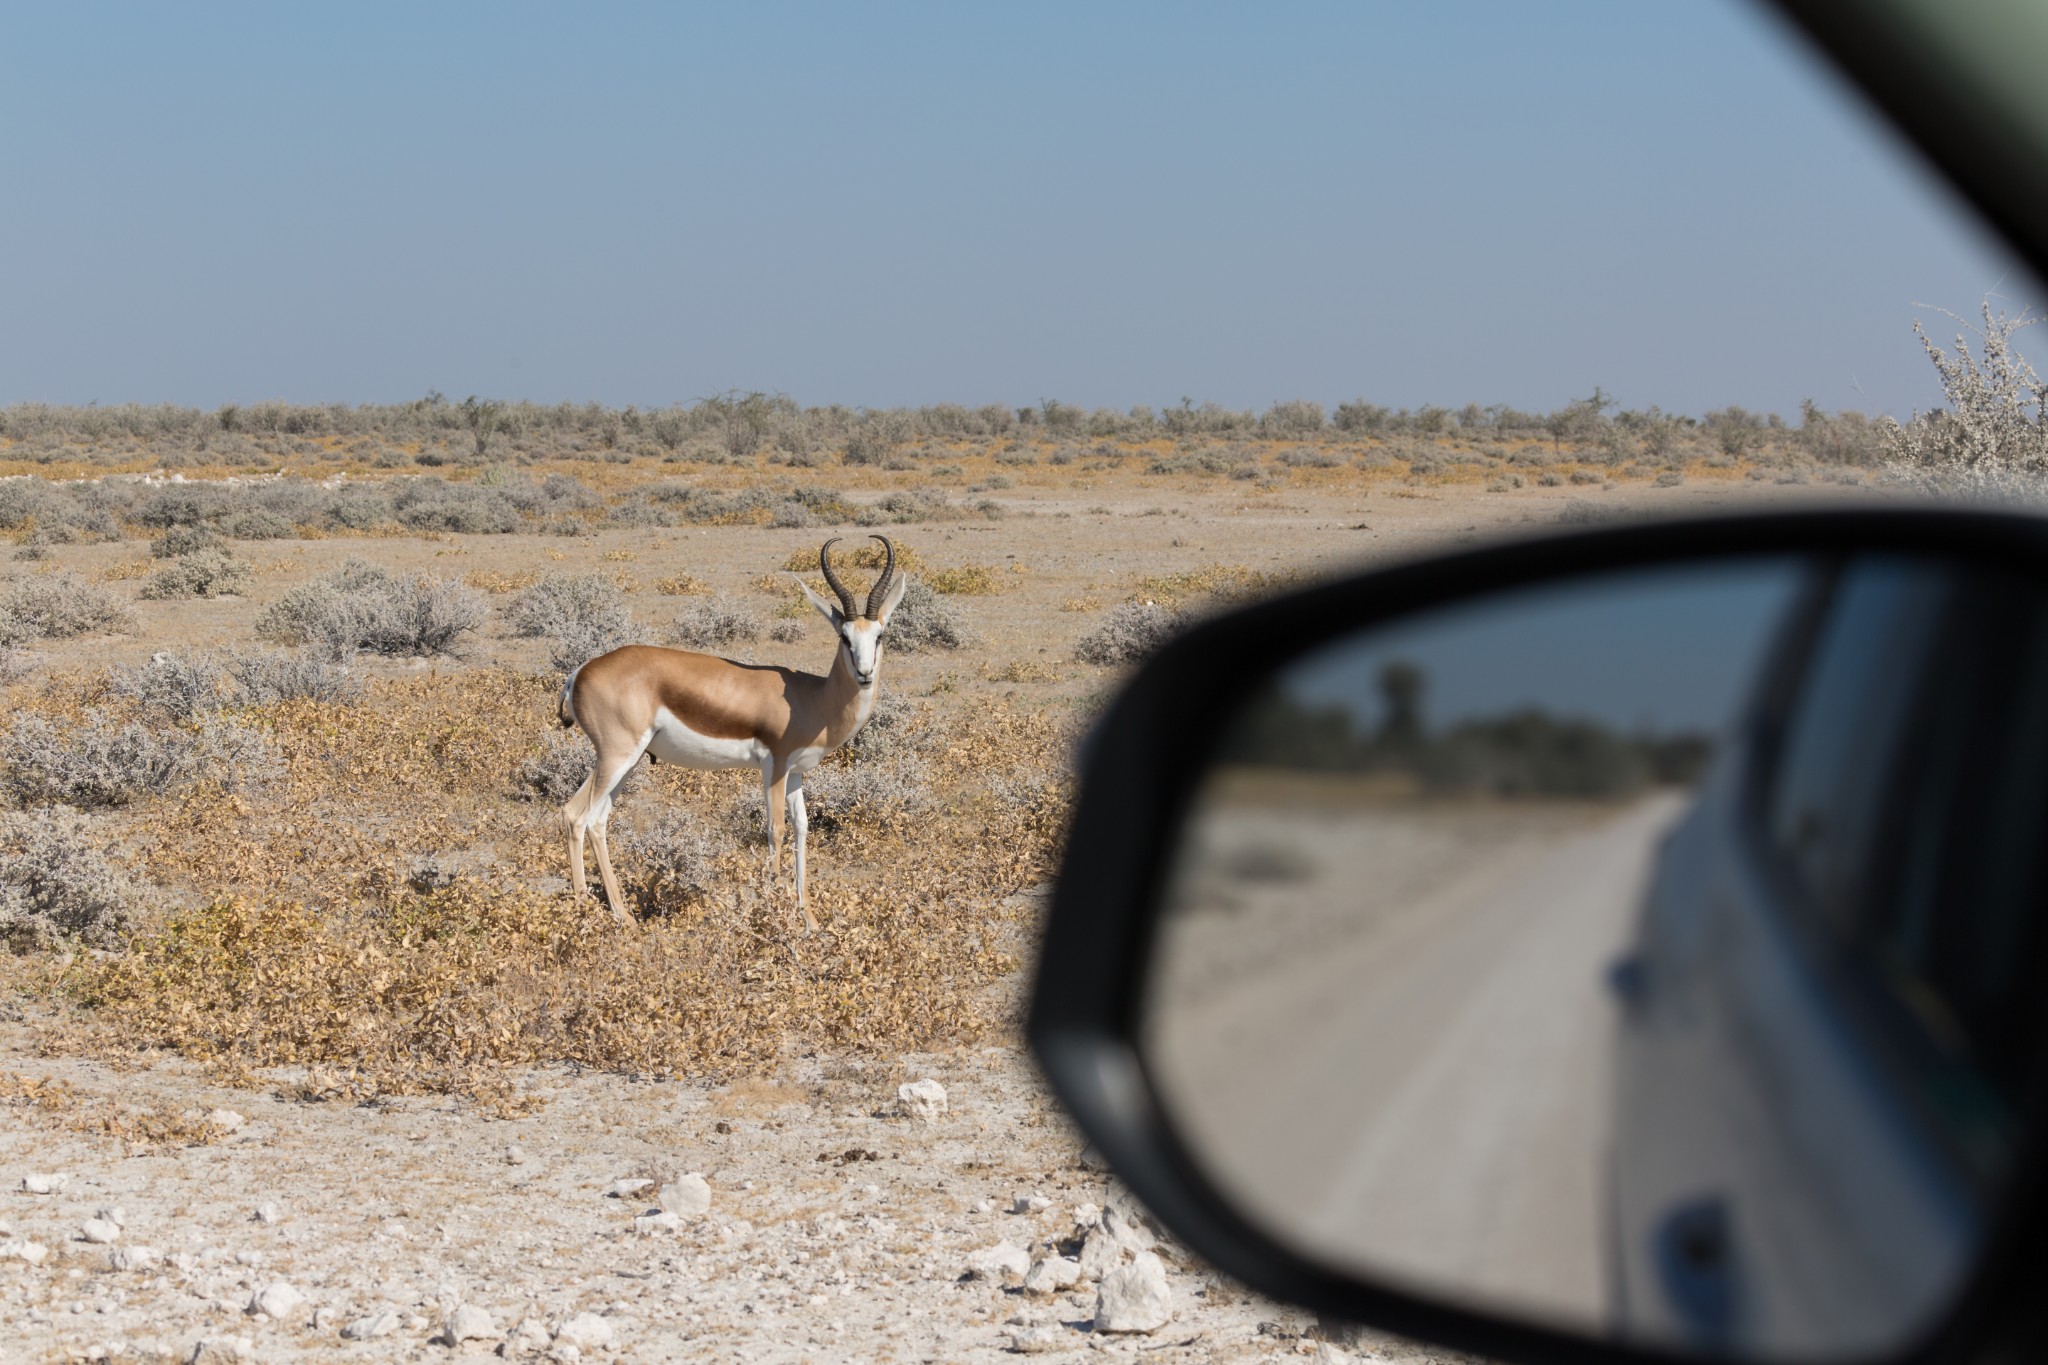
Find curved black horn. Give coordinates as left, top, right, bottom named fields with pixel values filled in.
left=864, top=535, right=897, bottom=619
left=819, top=538, right=858, bottom=618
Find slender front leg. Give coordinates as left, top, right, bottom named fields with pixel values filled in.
left=762, top=761, right=789, bottom=893
left=564, top=744, right=643, bottom=925
left=786, top=777, right=816, bottom=934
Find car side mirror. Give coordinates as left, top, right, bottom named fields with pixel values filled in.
left=1030, top=509, right=2048, bottom=1365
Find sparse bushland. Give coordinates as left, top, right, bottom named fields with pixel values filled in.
left=1883, top=301, right=2048, bottom=497
left=139, top=546, right=250, bottom=600
left=258, top=559, right=488, bottom=659
left=0, top=572, right=133, bottom=641
left=0, top=707, right=276, bottom=809
left=1074, top=601, right=1187, bottom=667
left=30, top=668, right=1066, bottom=1096
left=505, top=572, right=639, bottom=676
left=668, top=596, right=763, bottom=651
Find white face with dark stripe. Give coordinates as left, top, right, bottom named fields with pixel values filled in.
left=798, top=573, right=909, bottom=687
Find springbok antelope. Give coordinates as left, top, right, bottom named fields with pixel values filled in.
left=556, top=535, right=909, bottom=930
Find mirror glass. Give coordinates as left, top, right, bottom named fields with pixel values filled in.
left=1142, top=555, right=2048, bottom=1362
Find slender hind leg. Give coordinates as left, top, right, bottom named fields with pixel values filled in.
left=787, top=776, right=816, bottom=934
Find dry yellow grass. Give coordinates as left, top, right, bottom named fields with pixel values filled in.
left=465, top=568, right=544, bottom=594
left=655, top=572, right=710, bottom=596
left=926, top=564, right=1001, bottom=595
left=0, top=1069, right=227, bottom=1149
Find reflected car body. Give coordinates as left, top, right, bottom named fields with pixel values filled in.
left=1613, top=556, right=2048, bottom=1356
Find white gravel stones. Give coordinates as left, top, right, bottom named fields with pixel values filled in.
left=20, top=1172, right=70, bottom=1194
left=896, top=1078, right=948, bottom=1123
left=1077, top=1226, right=1125, bottom=1282
left=1022, top=1254, right=1082, bottom=1295
left=1007, top=1325, right=1070, bottom=1353
left=1010, top=1193, right=1052, bottom=1214
left=0, top=1238, right=48, bottom=1265
left=1093, top=1250, right=1173, bottom=1333
left=658, top=1173, right=712, bottom=1218
left=204, top=1109, right=246, bottom=1133
left=1103, top=1195, right=1157, bottom=1252
left=604, top=1178, right=652, bottom=1200
left=246, top=1282, right=304, bottom=1320
left=554, top=1312, right=614, bottom=1350
left=109, top=1244, right=160, bottom=1271
left=633, top=1210, right=682, bottom=1236
left=504, top=1144, right=528, bottom=1165
left=1072, top=1202, right=1102, bottom=1230
left=437, top=1303, right=497, bottom=1345
left=340, top=1310, right=401, bottom=1341
left=95, top=1205, right=127, bottom=1227
left=962, top=1242, right=1032, bottom=1283
left=78, top=1218, right=122, bottom=1244
left=252, top=1202, right=282, bottom=1225
left=186, top=1336, right=254, bottom=1363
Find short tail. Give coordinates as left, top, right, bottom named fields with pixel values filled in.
left=558, top=661, right=585, bottom=729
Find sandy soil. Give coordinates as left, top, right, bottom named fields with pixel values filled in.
left=1, top=471, right=1862, bottom=1363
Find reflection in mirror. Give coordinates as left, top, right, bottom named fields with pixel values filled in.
left=1142, top=556, right=2048, bottom=1362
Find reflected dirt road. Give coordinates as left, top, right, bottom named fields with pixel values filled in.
left=1145, top=787, right=1692, bottom=1333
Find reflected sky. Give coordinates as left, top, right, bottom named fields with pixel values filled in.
left=1281, top=560, right=1807, bottom=735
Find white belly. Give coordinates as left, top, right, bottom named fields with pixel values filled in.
left=646, top=707, right=768, bottom=770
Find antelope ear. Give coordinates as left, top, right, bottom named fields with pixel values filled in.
left=873, top=573, right=911, bottom=629
left=792, top=575, right=844, bottom=627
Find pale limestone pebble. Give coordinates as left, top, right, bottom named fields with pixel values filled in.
left=1102, top=1194, right=1157, bottom=1253
left=962, top=1242, right=1032, bottom=1284
left=553, top=1311, right=613, bottom=1350
left=1007, top=1324, right=1070, bottom=1353
left=1072, top=1202, right=1103, bottom=1231
left=78, top=1218, right=123, bottom=1245
left=341, top=1310, right=402, bottom=1341
left=500, top=1316, right=551, bottom=1355
left=632, top=1210, right=682, bottom=1236
left=657, top=1173, right=711, bottom=1218
left=246, top=1281, right=304, bottom=1320
left=603, top=1178, right=652, bottom=1200
left=311, top=1306, right=339, bottom=1332
left=95, top=1205, right=127, bottom=1227
left=504, top=1145, right=528, bottom=1166
left=109, top=1244, right=160, bottom=1272
left=252, top=1202, right=281, bottom=1226
left=1076, top=1226, right=1124, bottom=1282
left=1021, top=1254, right=1082, bottom=1296
left=896, top=1077, right=948, bottom=1123
left=437, top=1303, right=498, bottom=1345
left=1010, top=1193, right=1052, bottom=1215
left=185, top=1337, right=254, bottom=1364
left=20, top=1172, right=70, bottom=1195
left=1, top=1238, right=50, bottom=1266
left=404, top=1313, right=431, bottom=1332
left=1093, top=1250, right=1173, bottom=1334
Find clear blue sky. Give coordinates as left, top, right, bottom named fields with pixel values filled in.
left=0, top=2, right=2038, bottom=417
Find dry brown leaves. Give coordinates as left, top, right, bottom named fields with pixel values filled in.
left=0, top=1069, right=227, bottom=1150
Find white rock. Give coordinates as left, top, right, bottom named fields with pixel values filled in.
left=20, top=1173, right=69, bottom=1195
left=252, top=1203, right=281, bottom=1226
left=553, top=1312, right=613, bottom=1350
left=204, top=1109, right=246, bottom=1133
left=186, top=1337, right=254, bottom=1363
left=109, top=1245, right=159, bottom=1272
left=1010, top=1193, right=1052, bottom=1215
left=633, top=1210, right=682, bottom=1236
left=1103, top=1196, right=1157, bottom=1252
left=504, top=1145, right=528, bottom=1166
left=604, top=1178, right=652, bottom=1200
left=246, top=1282, right=304, bottom=1320
left=95, top=1206, right=127, bottom=1228
left=657, top=1173, right=711, bottom=1218
left=1077, top=1226, right=1125, bottom=1282
left=502, top=1316, right=551, bottom=1354
left=311, top=1306, right=339, bottom=1331
left=340, top=1311, right=401, bottom=1341
left=438, top=1303, right=497, bottom=1344
left=1008, top=1325, right=1069, bottom=1353
left=1094, top=1250, right=1172, bottom=1333
left=551, top=1346, right=583, bottom=1363
left=973, top=1197, right=996, bottom=1215
left=1, top=1239, right=49, bottom=1266
left=1022, top=1255, right=1082, bottom=1296
left=78, top=1219, right=122, bottom=1245
left=896, top=1078, right=948, bottom=1123
left=1072, top=1202, right=1103, bottom=1230
left=962, top=1242, right=1032, bottom=1283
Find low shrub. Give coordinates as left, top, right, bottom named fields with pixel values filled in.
left=257, top=560, right=487, bottom=659
left=112, top=651, right=230, bottom=721
left=0, top=710, right=276, bottom=809
left=0, top=806, right=155, bottom=951
left=616, top=807, right=734, bottom=911
left=514, top=729, right=599, bottom=803
left=149, top=526, right=223, bottom=559
left=504, top=573, right=630, bottom=640
left=1074, top=601, right=1185, bottom=666
left=227, top=648, right=359, bottom=705
left=669, top=596, right=762, bottom=651
left=139, top=548, right=251, bottom=600
left=0, top=573, right=134, bottom=639
left=883, top=579, right=968, bottom=652
left=803, top=755, right=936, bottom=832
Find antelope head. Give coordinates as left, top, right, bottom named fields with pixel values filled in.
left=793, top=535, right=909, bottom=688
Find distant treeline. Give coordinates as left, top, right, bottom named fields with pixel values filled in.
left=0, top=389, right=1885, bottom=468
left=1220, top=662, right=1714, bottom=799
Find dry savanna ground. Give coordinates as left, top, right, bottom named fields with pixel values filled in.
left=0, top=428, right=1872, bottom=1364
